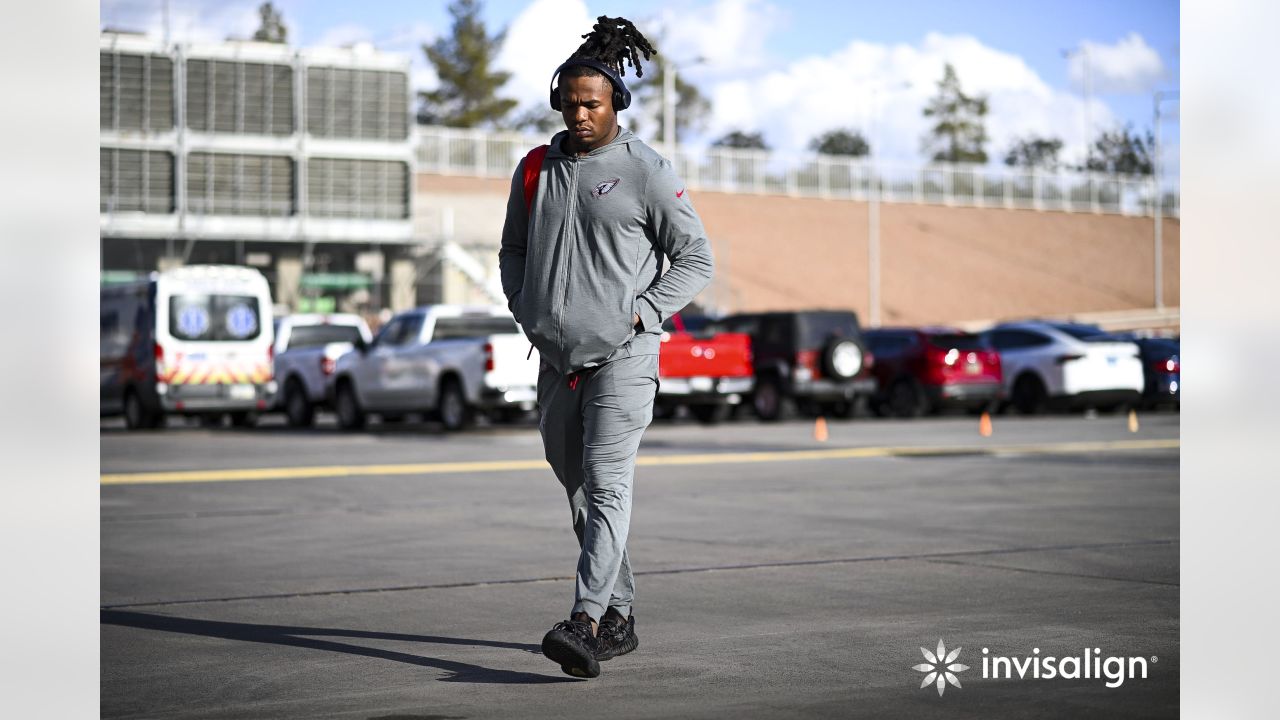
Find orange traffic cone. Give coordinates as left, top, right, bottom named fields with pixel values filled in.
left=814, top=416, right=829, bottom=442
left=1128, top=409, right=1139, bottom=433
left=979, top=412, right=993, bottom=437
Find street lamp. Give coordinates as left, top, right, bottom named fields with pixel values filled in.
left=867, top=80, right=911, bottom=328
left=661, top=54, right=706, bottom=159
left=1153, top=90, right=1179, bottom=310
left=1062, top=45, right=1093, bottom=167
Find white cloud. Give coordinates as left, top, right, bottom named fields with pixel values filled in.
left=101, top=0, right=261, bottom=44
left=495, top=0, right=596, bottom=117
left=1070, top=32, right=1165, bottom=94
left=313, top=23, right=373, bottom=49
left=639, top=27, right=1118, bottom=167
left=654, top=0, right=787, bottom=74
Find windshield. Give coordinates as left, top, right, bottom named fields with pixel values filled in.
left=663, top=315, right=717, bottom=336
left=169, top=294, right=262, bottom=342
left=285, top=323, right=364, bottom=350
left=432, top=315, right=519, bottom=340
left=797, top=313, right=860, bottom=347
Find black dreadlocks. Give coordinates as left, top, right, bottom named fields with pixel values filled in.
left=565, top=16, right=657, bottom=80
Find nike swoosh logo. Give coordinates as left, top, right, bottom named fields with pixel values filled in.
left=676, top=188, right=686, bottom=198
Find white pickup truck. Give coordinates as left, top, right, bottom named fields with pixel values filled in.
left=271, top=314, right=372, bottom=427
left=328, top=305, right=538, bottom=431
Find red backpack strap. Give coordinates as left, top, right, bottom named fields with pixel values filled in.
left=522, top=145, right=549, bottom=214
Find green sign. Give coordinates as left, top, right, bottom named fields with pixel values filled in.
left=300, top=273, right=371, bottom=290
left=297, top=296, right=337, bottom=313
left=101, top=270, right=144, bottom=285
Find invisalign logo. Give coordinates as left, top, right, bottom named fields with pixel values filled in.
left=912, top=641, right=1157, bottom=696
left=982, top=647, right=1154, bottom=689
left=913, top=639, right=969, bottom=696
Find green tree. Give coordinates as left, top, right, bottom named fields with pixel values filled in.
left=809, top=128, right=870, bottom=157
left=417, top=0, right=517, bottom=128
left=1003, top=136, right=1064, bottom=170
left=1085, top=125, right=1154, bottom=175
left=632, top=57, right=712, bottom=144
left=712, top=130, right=770, bottom=150
left=251, top=2, right=288, bottom=43
left=921, top=63, right=989, bottom=163
left=511, top=106, right=561, bottom=134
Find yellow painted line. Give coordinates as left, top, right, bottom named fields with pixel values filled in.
left=100, top=438, right=1178, bottom=486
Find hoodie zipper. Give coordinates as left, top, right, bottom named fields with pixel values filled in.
left=556, top=156, right=580, bottom=370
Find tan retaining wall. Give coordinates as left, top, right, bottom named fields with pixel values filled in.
left=416, top=173, right=1179, bottom=327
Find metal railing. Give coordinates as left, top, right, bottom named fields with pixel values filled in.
left=415, top=125, right=1179, bottom=218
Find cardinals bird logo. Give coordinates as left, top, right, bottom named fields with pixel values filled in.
left=592, top=178, right=621, bottom=197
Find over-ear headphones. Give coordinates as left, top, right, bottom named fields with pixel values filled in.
left=549, top=58, right=632, bottom=112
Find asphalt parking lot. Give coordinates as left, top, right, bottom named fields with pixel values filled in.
left=101, top=411, right=1179, bottom=719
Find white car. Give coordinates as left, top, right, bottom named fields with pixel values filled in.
left=272, top=314, right=372, bottom=427
left=329, top=305, right=539, bottom=431
left=980, top=322, right=1143, bottom=414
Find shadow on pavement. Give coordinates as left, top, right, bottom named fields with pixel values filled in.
left=101, top=610, right=577, bottom=684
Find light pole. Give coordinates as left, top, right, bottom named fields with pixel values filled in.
left=1153, top=90, right=1179, bottom=310
left=660, top=54, right=705, bottom=160
left=867, top=81, right=910, bottom=328
left=663, top=57, right=675, bottom=159
left=1062, top=46, right=1093, bottom=167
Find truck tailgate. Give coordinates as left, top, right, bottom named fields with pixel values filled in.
left=485, top=334, right=539, bottom=389
left=660, top=331, right=753, bottom=378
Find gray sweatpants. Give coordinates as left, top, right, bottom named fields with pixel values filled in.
left=537, top=352, right=659, bottom=622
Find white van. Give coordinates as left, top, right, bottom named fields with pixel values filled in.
left=101, top=265, right=277, bottom=429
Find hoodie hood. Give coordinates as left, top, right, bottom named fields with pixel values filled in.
left=546, top=127, right=639, bottom=160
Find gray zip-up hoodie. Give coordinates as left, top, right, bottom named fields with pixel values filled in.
left=499, top=127, right=714, bottom=374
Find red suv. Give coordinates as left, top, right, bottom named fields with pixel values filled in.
left=863, top=327, right=1003, bottom=417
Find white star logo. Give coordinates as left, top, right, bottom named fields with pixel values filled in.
left=913, top=639, right=970, bottom=696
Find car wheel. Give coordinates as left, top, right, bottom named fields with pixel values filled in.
left=229, top=411, right=258, bottom=428
left=284, top=379, right=315, bottom=428
left=437, top=378, right=472, bottom=432
left=335, top=381, right=366, bottom=431
left=822, top=399, right=857, bottom=419
left=889, top=379, right=927, bottom=418
left=690, top=404, right=726, bottom=425
left=795, top=399, right=824, bottom=418
left=1012, top=373, right=1048, bottom=415
left=752, top=376, right=784, bottom=422
left=652, top=403, right=677, bottom=421
left=123, top=389, right=152, bottom=431
left=870, top=395, right=890, bottom=418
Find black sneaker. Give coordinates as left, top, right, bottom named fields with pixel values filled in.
left=541, top=619, right=600, bottom=678
left=595, top=613, right=639, bottom=661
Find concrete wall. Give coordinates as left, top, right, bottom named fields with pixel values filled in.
left=415, top=173, right=1179, bottom=326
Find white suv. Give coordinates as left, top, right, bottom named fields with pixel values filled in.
left=980, top=322, right=1143, bottom=414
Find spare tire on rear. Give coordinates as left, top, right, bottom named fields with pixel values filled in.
left=822, top=338, right=863, bottom=380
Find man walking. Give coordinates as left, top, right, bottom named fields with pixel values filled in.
left=498, top=16, right=713, bottom=679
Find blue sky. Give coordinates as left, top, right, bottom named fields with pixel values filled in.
left=102, top=0, right=1179, bottom=170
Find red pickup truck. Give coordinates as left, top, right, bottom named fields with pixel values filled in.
left=656, top=315, right=754, bottom=424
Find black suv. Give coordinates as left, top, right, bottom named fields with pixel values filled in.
left=715, top=310, right=877, bottom=420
